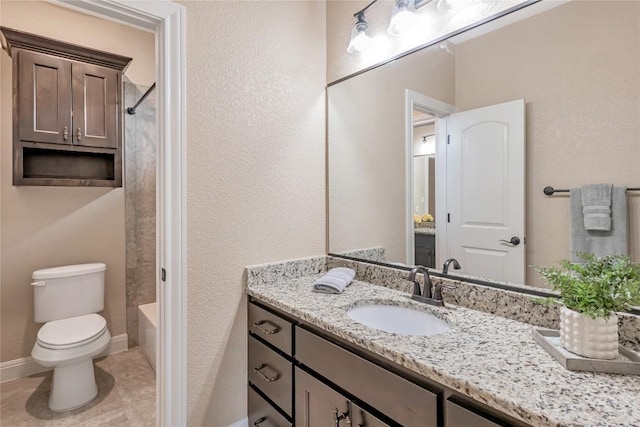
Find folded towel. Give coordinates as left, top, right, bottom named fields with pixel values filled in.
left=581, top=184, right=612, bottom=231
left=571, top=186, right=628, bottom=263
left=312, top=268, right=356, bottom=294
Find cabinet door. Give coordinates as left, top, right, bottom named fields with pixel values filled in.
left=295, top=368, right=389, bottom=427
left=72, top=62, right=118, bottom=149
left=18, top=50, right=72, bottom=145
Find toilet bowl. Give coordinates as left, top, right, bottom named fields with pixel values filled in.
left=30, top=263, right=110, bottom=412
left=31, top=314, right=111, bottom=411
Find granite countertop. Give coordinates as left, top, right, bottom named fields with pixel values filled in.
left=247, top=275, right=640, bottom=427
left=414, top=227, right=436, bottom=235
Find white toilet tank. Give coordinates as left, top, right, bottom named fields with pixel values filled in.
left=32, top=263, right=106, bottom=323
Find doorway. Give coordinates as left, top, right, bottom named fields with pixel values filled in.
left=54, top=2, right=186, bottom=425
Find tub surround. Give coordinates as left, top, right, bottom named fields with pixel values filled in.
left=246, top=256, right=640, bottom=427
left=124, top=80, right=157, bottom=348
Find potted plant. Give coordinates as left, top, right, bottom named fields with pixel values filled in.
left=536, top=253, right=640, bottom=359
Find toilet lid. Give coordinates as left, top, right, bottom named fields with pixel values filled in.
left=37, top=314, right=107, bottom=350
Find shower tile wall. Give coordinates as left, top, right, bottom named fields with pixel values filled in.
left=124, top=81, right=156, bottom=347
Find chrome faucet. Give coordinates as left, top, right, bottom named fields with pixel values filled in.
left=442, top=258, right=461, bottom=275
left=407, top=266, right=433, bottom=299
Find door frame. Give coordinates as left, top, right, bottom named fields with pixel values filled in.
left=55, top=1, right=187, bottom=425
left=404, top=90, right=454, bottom=266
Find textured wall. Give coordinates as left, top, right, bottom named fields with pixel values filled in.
left=0, top=0, right=155, bottom=362
left=455, top=1, right=640, bottom=286
left=328, top=43, right=454, bottom=264
left=183, top=1, right=326, bottom=425
left=326, top=0, right=523, bottom=83
left=124, top=81, right=156, bottom=347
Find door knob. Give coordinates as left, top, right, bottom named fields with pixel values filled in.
left=499, top=237, right=521, bottom=246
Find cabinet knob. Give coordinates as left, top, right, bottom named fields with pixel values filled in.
left=63, top=126, right=69, bottom=141
left=253, top=417, right=266, bottom=426
left=76, top=127, right=82, bottom=142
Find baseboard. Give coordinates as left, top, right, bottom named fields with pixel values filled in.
left=0, top=333, right=128, bottom=383
left=227, top=418, right=248, bottom=427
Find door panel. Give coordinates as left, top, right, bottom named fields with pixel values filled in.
left=447, top=99, right=525, bottom=284
left=72, top=62, right=118, bottom=148
left=18, top=50, right=72, bottom=145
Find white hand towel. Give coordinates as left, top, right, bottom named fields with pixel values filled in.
left=312, top=268, right=356, bottom=294
left=581, top=184, right=612, bottom=231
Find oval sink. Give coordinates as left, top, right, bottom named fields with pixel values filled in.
left=346, top=304, right=450, bottom=336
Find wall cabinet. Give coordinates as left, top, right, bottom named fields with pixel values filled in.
left=248, top=298, right=530, bottom=427
left=1, top=26, right=131, bottom=187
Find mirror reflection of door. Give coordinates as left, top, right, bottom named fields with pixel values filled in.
left=413, top=110, right=437, bottom=268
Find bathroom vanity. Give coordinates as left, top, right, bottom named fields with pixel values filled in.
left=248, top=299, right=526, bottom=426
left=246, top=256, right=640, bottom=427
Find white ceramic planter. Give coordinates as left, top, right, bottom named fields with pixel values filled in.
left=560, top=306, right=619, bottom=359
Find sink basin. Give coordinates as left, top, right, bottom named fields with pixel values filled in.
left=346, top=303, right=450, bottom=336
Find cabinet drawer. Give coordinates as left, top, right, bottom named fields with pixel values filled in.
left=446, top=398, right=516, bottom=427
left=248, top=335, right=293, bottom=417
left=249, top=302, right=293, bottom=356
left=296, top=327, right=439, bottom=426
left=248, top=386, right=292, bottom=427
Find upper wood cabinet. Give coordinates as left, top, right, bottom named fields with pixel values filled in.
left=1, top=26, right=132, bottom=187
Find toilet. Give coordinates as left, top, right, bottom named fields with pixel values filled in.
left=30, top=263, right=111, bottom=412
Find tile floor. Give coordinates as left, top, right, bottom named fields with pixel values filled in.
left=0, top=347, right=155, bottom=427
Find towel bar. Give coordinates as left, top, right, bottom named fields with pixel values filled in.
left=544, top=186, right=640, bottom=196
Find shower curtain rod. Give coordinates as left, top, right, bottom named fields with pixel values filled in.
left=126, top=82, right=156, bottom=115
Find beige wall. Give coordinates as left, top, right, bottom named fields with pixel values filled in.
left=455, top=1, right=640, bottom=286
left=0, top=1, right=155, bottom=362
left=183, top=1, right=326, bottom=425
left=328, top=44, right=453, bottom=264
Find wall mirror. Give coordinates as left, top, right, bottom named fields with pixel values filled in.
left=328, top=0, right=640, bottom=290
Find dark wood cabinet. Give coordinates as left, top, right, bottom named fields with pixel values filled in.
left=1, top=26, right=131, bottom=187
left=415, top=232, right=436, bottom=268
left=295, top=368, right=388, bottom=427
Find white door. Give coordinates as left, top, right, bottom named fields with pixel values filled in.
left=446, top=99, right=525, bottom=283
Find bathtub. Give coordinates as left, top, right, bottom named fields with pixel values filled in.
left=138, top=302, right=157, bottom=372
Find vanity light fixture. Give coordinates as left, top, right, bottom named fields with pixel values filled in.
left=347, top=0, right=437, bottom=54
left=388, top=0, right=419, bottom=36
left=437, top=0, right=474, bottom=12
left=347, top=11, right=373, bottom=55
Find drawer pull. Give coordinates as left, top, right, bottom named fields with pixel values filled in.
left=253, top=320, right=280, bottom=335
left=254, top=364, right=280, bottom=382
left=253, top=417, right=266, bottom=426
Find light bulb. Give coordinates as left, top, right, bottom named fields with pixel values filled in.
left=348, top=13, right=373, bottom=55
left=388, top=0, right=419, bottom=36
left=437, top=0, right=474, bottom=12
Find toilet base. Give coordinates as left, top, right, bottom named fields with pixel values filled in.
left=49, top=359, right=98, bottom=412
